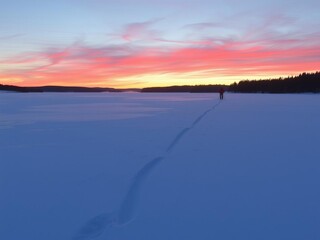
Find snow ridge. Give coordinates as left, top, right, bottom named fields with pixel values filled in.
left=73, top=99, right=221, bottom=240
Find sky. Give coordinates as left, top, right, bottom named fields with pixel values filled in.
left=0, top=0, right=319, bottom=88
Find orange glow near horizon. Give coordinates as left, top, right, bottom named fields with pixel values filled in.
left=1, top=41, right=319, bottom=88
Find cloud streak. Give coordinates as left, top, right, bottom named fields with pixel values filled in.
left=0, top=34, right=24, bottom=41
left=121, top=20, right=161, bottom=42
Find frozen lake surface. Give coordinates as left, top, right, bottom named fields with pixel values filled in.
left=0, top=92, right=319, bottom=240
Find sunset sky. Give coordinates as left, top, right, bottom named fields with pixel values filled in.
left=1, top=0, right=319, bottom=88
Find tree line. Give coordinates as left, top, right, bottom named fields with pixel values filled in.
left=141, top=85, right=228, bottom=93
left=0, top=85, right=121, bottom=93
left=1, top=72, right=319, bottom=93
left=229, top=72, right=320, bottom=93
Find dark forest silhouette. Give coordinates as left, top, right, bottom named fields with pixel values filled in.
left=0, top=85, right=123, bottom=93
left=141, top=85, right=228, bottom=93
left=229, top=72, right=320, bottom=93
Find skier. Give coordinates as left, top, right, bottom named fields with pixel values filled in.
left=219, top=88, right=225, bottom=100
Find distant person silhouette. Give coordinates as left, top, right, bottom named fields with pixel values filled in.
left=219, top=88, right=225, bottom=100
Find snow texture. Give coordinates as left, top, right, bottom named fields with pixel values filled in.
left=0, top=92, right=319, bottom=240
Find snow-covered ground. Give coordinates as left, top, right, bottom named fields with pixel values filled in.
left=0, top=92, right=319, bottom=240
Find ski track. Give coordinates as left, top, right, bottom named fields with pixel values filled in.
left=73, top=99, right=221, bottom=239
left=166, top=127, right=190, bottom=153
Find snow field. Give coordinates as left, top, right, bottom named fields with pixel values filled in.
left=0, top=92, right=319, bottom=240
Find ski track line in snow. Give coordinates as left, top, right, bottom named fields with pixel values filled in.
left=73, top=99, right=221, bottom=240
left=166, top=127, right=190, bottom=153
left=73, top=156, right=164, bottom=240
left=166, top=101, right=220, bottom=153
